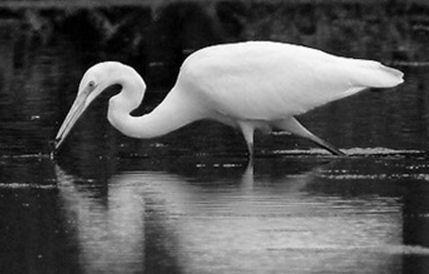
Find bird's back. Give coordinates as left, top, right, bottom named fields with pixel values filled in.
left=176, top=41, right=403, bottom=121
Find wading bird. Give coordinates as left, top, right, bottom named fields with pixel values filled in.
left=55, top=41, right=404, bottom=157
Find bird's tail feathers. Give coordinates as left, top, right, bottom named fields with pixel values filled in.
left=350, top=59, right=404, bottom=88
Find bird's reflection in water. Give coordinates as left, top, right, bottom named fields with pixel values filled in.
left=55, top=158, right=407, bottom=273
left=55, top=167, right=147, bottom=273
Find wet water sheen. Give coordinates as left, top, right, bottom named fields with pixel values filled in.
left=1, top=153, right=429, bottom=273
left=1, top=2, right=429, bottom=274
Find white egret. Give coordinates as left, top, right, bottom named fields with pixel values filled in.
left=54, top=41, right=404, bottom=156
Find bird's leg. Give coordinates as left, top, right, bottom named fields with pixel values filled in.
left=274, top=117, right=345, bottom=156
left=239, top=122, right=255, bottom=159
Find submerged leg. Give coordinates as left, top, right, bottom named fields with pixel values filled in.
left=274, top=117, right=345, bottom=156
left=239, top=122, right=255, bottom=159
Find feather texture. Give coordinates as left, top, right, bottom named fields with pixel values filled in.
left=178, top=41, right=403, bottom=120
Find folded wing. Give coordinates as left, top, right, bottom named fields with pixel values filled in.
left=179, top=42, right=404, bottom=120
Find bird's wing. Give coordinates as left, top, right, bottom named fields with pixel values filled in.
left=179, top=42, right=403, bottom=120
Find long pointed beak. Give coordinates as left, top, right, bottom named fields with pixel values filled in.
left=54, top=92, right=89, bottom=150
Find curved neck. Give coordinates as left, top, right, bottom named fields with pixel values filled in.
left=108, top=76, right=204, bottom=139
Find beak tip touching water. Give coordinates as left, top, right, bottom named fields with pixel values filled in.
left=49, top=138, right=61, bottom=152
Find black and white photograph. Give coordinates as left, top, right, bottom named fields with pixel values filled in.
left=0, top=0, right=428, bottom=273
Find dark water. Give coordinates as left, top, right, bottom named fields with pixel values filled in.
left=1, top=2, right=429, bottom=273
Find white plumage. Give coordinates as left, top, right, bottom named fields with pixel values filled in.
left=179, top=42, right=402, bottom=118
left=55, top=41, right=404, bottom=156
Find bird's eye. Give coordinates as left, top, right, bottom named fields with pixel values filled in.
left=88, top=81, right=95, bottom=88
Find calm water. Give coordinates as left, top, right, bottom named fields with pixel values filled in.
left=1, top=2, right=429, bottom=273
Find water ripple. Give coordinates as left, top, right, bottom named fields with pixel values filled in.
left=319, top=173, right=429, bottom=181
left=0, top=182, right=56, bottom=189
left=273, top=147, right=423, bottom=156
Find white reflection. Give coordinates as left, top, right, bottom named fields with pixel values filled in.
left=55, top=162, right=413, bottom=273
left=56, top=167, right=145, bottom=273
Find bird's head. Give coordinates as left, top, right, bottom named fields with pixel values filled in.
left=54, top=61, right=144, bottom=151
